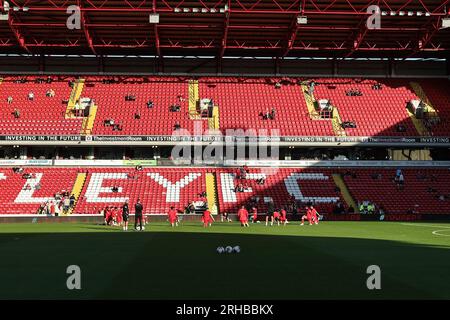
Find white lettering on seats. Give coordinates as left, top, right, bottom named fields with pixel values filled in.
left=284, top=173, right=339, bottom=203
left=14, top=173, right=54, bottom=203
left=147, top=172, right=202, bottom=203
left=0, top=173, right=6, bottom=180
left=85, top=173, right=128, bottom=203
left=220, top=173, right=267, bottom=203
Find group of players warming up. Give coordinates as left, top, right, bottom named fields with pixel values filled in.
left=165, top=203, right=320, bottom=229
left=106, top=199, right=320, bottom=231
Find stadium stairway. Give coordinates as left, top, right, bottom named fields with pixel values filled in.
left=205, top=172, right=219, bottom=214
left=331, top=105, right=346, bottom=137
left=301, top=83, right=321, bottom=120
left=408, top=82, right=440, bottom=135
left=332, top=174, right=358, bottom=213
left=81, top=104, right=98, bottom=135
left=301, top=82, right=346, bottom=136
left=65, top=172, right=87, bottom=215
left=208, top=105, right=220, bottom=130
left=188, top=80, right=200, bottom=119
left=65, top=79, right=85, bottom=119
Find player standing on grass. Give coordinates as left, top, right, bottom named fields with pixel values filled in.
left=202, top=208, right=214, bottom=227
left=168, top=206, right=178, bottom=227
left=266, top=200, right=275, bottom=226
left=134, top=199, right=144, bottom=231
left=122, top=200, right=129, bottom=231
left=251, top=207, right=258, bottom=223
left=238, top=205, right=249, bottom=227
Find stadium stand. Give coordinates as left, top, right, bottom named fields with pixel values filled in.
left=342, top=168, right=450, bottom=215
left=312, top=79, right=420, bottom=136
left=74, top=168, right=209, bottom=215
left=81, top=77, right=208, bottom=136
left=0, top=168, right=80, bottom=214
left=1, top=76, right=449, bottom=137
left=1, top=167, right=450, bottom=216
left=416, top=79, right=450, bottom=136
left=0, top=77, right=83, bottom=135
left=198, top=78, right=335, bottom=136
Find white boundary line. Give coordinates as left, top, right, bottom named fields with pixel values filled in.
left=401, top=223, right=450, bottom=237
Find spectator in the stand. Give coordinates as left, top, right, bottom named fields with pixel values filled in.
left=188, top=201, right=196, bottom=214
left=135, top=110, right=141, bottom=120
left=147, top=100, right=154, bottom=108
left=270, top=107, right=276, bottom=120
left=174, top=122, right=181, bottom=130
left=28, top=91, right=34, bottom=101
left=371, top=173, right=382, bottom=180
left=70, top=194, right=76, bottom=207
left=396, top=173, right=405, bottom=190
left=104, top=119, right=114, bottom=127
left=7, top=96, right=13, bottom=104
left=74, top=100, right=83, bottom=117
left=367, top=202, right=376, bottom=214
left=308, top=80, right=316, bottom=96
left=333, top=202, right=345, bottom=214
left=112, top=123, right=123, bottom=131
left=13, top=108, right=20, bottom=119
left=256, top=177, right=265, bottom=185
left=63, top=197, right=71, bottom=213
left=46, top=89, right=55, bottom=97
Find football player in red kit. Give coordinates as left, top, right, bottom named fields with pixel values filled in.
left=105, top=206, right=112, bottom=226
left=202, top=209, right=215, bottom=227
left=301, top=206, right=313, bottom=226
left=280, top=208, right=288, bottom=226
left=251, top=207, right=258, bottom=223
left=272, top=210, right=281, bottom=226
left=116, top=207, right=123, bottom=226
left=309, top=205, right=319, bottom=225
left=238, top=206, right=249, bottom=227
left=168, top=206, right=178, bottom=227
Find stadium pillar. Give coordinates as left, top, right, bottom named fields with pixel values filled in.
left=275, top=58, right=280, bottom=75
left=332, top=59, right=338, bottom=76
left=39, top=55, right=45, bottom=73
left=155, top=57, right=164, bottom=73
left=98, top=56, right=104, bottom=73
left=217, top=57, right=222, bottom=74
left=388, top=59, right=394, bottom=78
left=447, top=58, right=450, bottom=76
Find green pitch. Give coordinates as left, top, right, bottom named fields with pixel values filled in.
left=0, top=221, right=449, bottom=300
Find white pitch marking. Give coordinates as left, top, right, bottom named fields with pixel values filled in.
left=401, top=223, right=450, bottom=237
left=432, top=230, right=450, bottom=237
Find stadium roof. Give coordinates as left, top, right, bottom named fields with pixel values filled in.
left=0, top=0, right=449, bottom=58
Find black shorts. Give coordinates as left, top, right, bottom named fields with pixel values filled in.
left=122, top=214, right=128, bottom=222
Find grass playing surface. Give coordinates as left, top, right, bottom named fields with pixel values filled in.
left=0, top=221, right=449, bottom=300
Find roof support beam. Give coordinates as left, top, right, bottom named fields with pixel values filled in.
left=7, top=14, right=30, bottom=53
left=282, top=0, right=305, bottom=57
left=77, top=0, right=97, bottom=55
left=219, top=0, right=231, bottom=59
left=346, top=20, right=368, bottom=58
left=409, top=3, right=450, bottom=58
